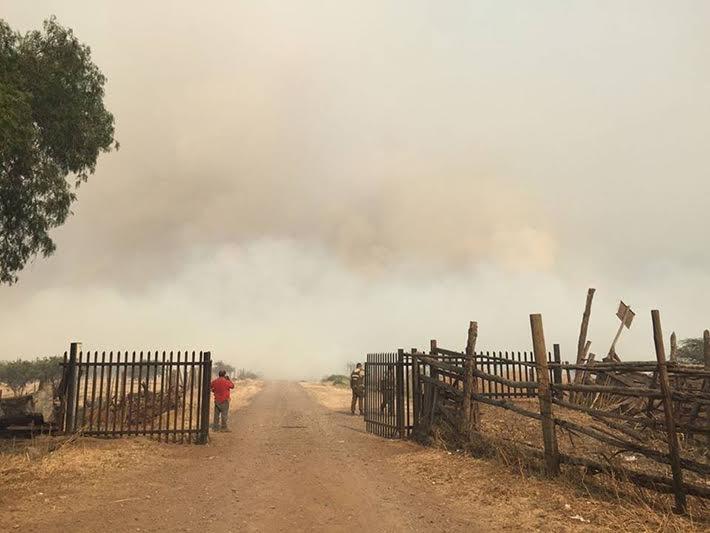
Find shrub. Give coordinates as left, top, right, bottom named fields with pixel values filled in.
left=322, top=374, right=349, bottom=387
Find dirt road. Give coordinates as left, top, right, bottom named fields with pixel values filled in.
left=7, top=381, right=484, bottom=532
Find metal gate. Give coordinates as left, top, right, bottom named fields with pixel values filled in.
left=61, top=344, right=212, bottom=444
left=364, top=351, right=413, bottom=438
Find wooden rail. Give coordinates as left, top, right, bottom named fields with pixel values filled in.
left=409, top=312, right=710, bottom=512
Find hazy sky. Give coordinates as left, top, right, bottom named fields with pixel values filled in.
left=2, top=1, right=709, bottom=378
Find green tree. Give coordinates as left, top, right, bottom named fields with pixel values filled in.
left=677, top=337, right=704, bottom=365
left=0, top=17, right=116, bottom=284
left=0, top=359, right=36, bottom=396
left=31, top=355, right=64, bottom=389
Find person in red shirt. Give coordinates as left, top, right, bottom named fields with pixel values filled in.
left=210, top=370, right=235, bottom=431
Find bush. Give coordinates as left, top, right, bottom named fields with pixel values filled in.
left=213, top=360, right=236, bottom=376
left=677, top=338, right=704, bottom=364
left=235, top=369, right=260, bottom=380
left=322, top=374, right=349, bottom=387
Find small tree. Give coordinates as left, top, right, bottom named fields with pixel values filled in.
left=677, top=338, right=704, bottom=365
left=32, top=356, right=64, bottom=390
left=0, top=359, right=35, bottom=396
left=235, top=369, right=260, bottom=380
left=213, top=360, right=236, bottom=377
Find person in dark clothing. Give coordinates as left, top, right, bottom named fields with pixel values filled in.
left=350, top=363, right=365, bottom=415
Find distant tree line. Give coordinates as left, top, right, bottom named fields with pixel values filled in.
left=213, top=360, right=260, bottom=380
left=0, top=356, right=64, bottom=396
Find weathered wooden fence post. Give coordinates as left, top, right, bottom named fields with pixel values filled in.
left=651, top=310, right=686, bottom=514
left=702, top=330, right=710, bottom=446
left=396, top=348, right=406, bottom=438
left=462, top=321, right=479, bottom=435
left=422, top=340, right=439, bottom=435
left=530, top=314, right=560, bottom=476
left=197, top=351, right=212, bottom=444
left=670, top=332, right=678, bottom=363
left=64, top=342, right=81, bottom=433
left=571, top=288, right=595, bottom=404
left=552, top=344, right=562, bottom=399
left=429, top=339, right=438, bottom=383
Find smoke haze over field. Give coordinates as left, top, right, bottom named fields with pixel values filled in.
left=2, top=1, right=709, bottom=378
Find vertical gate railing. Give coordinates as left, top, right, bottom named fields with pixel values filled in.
left=365, top=344, right=564, bottom=441
left=364, top=351, right=413, bottom=439
left=428, top=345, right=562, bottom=399
left=61, top=345, right=212, bottom=444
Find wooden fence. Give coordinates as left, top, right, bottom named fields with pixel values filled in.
left=411, top=314, right=709, bottom=514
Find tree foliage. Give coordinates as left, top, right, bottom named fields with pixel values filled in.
left=677, top=337, right=704, bottom=365
left=0, top=359, right=35, bottom=396
left=214, top=360, right=236, bottom=377
left=0, top=17, right=116, bottom=284
left=235, top=368, right=260, bottom=380
left=0, top=356, right=63, bottom=396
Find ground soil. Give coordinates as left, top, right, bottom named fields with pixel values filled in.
left=0, top=381, right=706, bottom=532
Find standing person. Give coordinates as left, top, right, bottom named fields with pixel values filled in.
left=380, top=365, right=395, bottom=414
left=350, top=363, right=365, bottom=416
left=210, top=370, right=234, bottom=432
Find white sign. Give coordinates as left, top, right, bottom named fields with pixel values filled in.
left=616, top=301, right=635, bottom=329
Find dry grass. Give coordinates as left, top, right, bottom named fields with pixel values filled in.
left=0, top=380, right=265, bottom=508
left=423, top=401, right=709, bottom=531
left=0, top=435, right=166, bottom=506
left=303, top=382, right=708, bottom=530
left=392, top=438, right=709, bottom=532
left=299, top=381, right=352, bottom=412
left=229, top=379, right=264, bottom=411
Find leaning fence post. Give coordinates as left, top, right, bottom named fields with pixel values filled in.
left=197, top=351, right=212, bottom=444
left=462, top=321, right=479, bottom=435
left=64, top=342, right=81, bottom=433
left=530, top=314, right=560, bottom=476
left=651, top=310, right=687, bottom=513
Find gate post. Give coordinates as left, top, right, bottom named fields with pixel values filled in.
left=64, top=342, right=81, bottom=433
left=396, top=349, right=405, bottom=438
left=197, top=351, right=212, bottom=444
left=411, top=349, right=420, bottom=431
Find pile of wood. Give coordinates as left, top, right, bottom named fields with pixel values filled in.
left=0, top=380, right=62, bottom=430
left=410, top=308, right=709, bottom=515
left=116, top=383, right=184, bottom=427
left=567, top=288, right=709, bottom=449
left=567, top=362, right=709, bottom=440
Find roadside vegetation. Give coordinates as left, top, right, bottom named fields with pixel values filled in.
left=678, top=336, right=706, bottom=364
left=213, top=360, right=260, bottom=380
left=0, top=356, right=64, bottom=396
left=321, top=374, right=349, bottom=387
